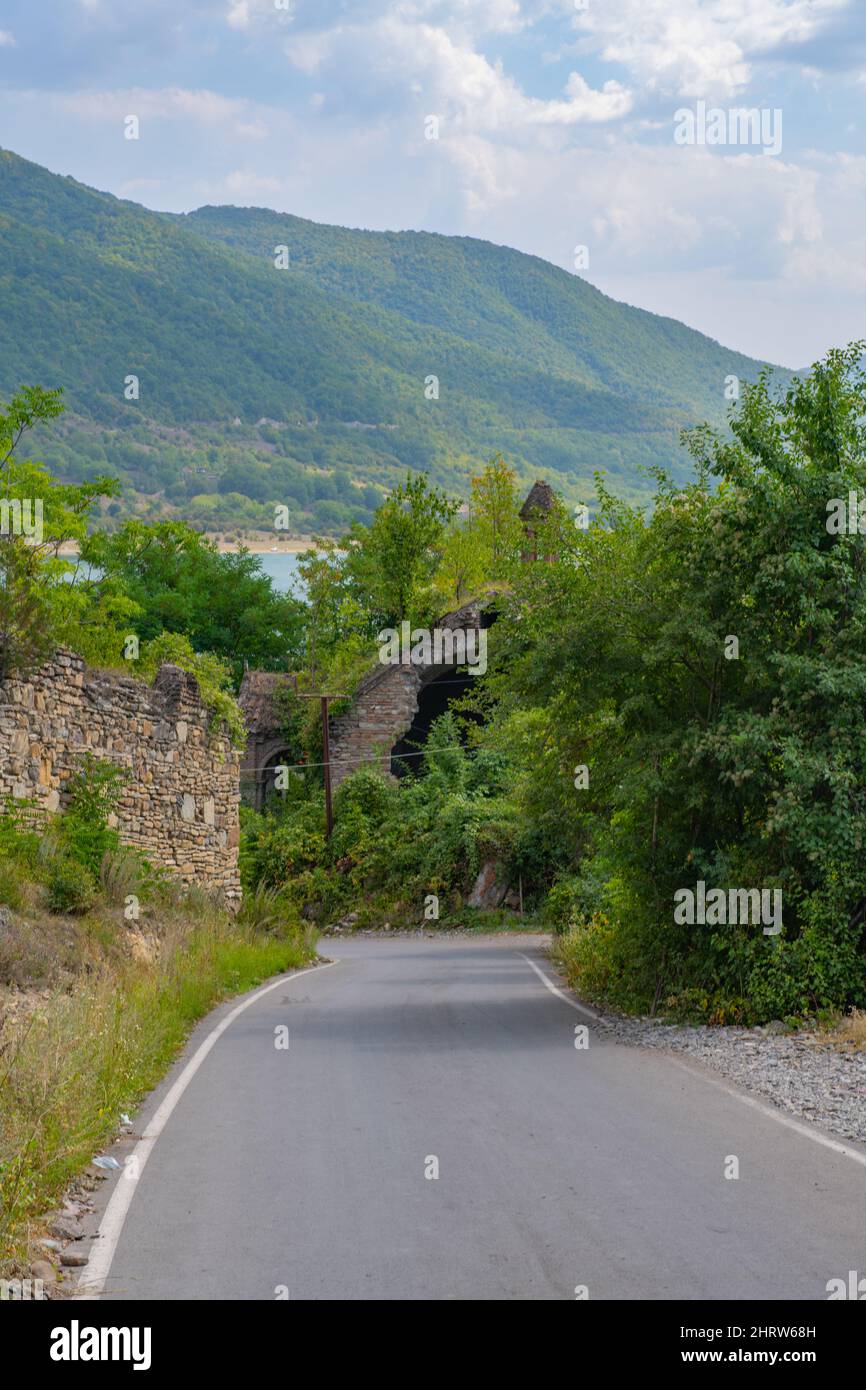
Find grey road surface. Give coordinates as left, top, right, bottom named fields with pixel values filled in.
left=90, top=936, right=866, bottom=1300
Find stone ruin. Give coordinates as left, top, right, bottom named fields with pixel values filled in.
left=0, top=648, right=241, bottom=905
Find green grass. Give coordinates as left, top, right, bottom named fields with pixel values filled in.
left=0, top=909, right=316, bottom=1273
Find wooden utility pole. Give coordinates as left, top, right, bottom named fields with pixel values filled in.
left=320, top=694, right=333, bottom=840
left=294, top=691, right=343, bottom=840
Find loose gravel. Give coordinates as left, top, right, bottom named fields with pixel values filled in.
left=594, top=1011, right=866, bottom=1145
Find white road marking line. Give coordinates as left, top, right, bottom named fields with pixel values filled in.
left=664, top=1053, right=866, bottom=1170
left=517, top=951, right=866, bottom=1171
left=77, top=957, right=340, bottom=1300
left=516, top=951, right=600, bottom=1020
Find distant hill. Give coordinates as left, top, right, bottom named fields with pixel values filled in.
left=0, top=147, right=788, bottom=533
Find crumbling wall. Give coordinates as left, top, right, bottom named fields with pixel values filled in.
left=0, top=649, right=241, bottom=905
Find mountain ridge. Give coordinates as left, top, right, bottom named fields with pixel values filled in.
left=0, top=147, right=789, bottom=533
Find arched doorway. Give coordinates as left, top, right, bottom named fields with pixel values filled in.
left=390, top=668, right=481, bottom=777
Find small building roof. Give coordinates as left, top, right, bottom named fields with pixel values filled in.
left=238, top=669, right=297, bottom=734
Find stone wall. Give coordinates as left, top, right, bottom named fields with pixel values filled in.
left=329, top=664, right=421, bottom=789
left=0, top=649, right=241, bottom=905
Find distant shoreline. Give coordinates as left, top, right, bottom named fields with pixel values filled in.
left=208, top=535, right=317, bottom=554
left=58, top=534, right=320, bottom=557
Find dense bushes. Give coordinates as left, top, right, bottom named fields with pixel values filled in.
left=490, top=345, right=866, bottom=1022
left=45, top=859, right=97, bottom=915
left=8, top=350, right=866, bottom=1026
left=241, top=713, right=529, bottom=925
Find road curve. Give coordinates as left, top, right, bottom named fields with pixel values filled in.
left=85, top=936, right=866, bottom=1301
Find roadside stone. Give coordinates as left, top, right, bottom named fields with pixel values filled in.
left=48, top=1216, right=83, bottom=1242
left=31, top=1260, right=57, bottom=1284
left=60, top=1251, right=88, bottom=1268
left=589, top=1004, right=866, bottom=1145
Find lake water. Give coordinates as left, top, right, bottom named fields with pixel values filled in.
left=64, top=548, right=307, bottom=596
left=253, top=550, right=306, bottom=595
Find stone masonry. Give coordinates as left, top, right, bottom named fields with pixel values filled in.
left=327, top=596, right=492, bottom=789
left=0, top=648, right=241, bottom=905
left=239, top=596, right=495, bottom=798
left=328, top=662, right=422, bottom=790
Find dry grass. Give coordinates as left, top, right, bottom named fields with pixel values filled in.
left=827, top=1007, right=866, bottom=1051
left=0, top=890, right=317, bottom=1275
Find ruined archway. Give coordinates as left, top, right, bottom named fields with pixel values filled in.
left=389, top=666, right=481, bottom=777
left=327, top=596, right=496, bottom=790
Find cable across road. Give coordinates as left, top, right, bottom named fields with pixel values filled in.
left=260, top=743, right=471, bottom=773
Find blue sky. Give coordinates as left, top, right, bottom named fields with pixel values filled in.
left=1, top=0, right=864, bottom=366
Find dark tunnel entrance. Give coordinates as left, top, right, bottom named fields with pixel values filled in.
left=389, top=605, right=497, bottom=777
left=390, top=669, right=481, bottom=777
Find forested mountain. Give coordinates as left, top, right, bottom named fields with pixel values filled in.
left=0, top=147, right=786, bottom=532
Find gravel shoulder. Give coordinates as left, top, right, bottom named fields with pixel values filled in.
left=587, top=1009, right=866, bottom=1145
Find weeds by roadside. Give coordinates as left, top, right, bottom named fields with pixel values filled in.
left=0, top=778, right=317, bottom=1277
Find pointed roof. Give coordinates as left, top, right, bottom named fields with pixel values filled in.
left=519, top=480, right=556, bottom=520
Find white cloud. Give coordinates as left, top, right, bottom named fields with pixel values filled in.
left=2, top=0, right=862, bottom=366
left=0, top=30, right=16, bottom=47
left=571, top=0, right=849, bottom=98
left=527, top=73, right=632, bottom=125
left=227, top=1, right=251, bottom=30
left=392, top=0, right=526, bottom=36
left=223, top=168, right=282, bottom=197
left=54, top=86, right=249, bottom=126
left=224, top=0, right=298, bottom=30
left=285, top=17, right=631, bottom=132
left=284, top=29, right=336, bottom=75
left=236, top=118, right=269, bottom=139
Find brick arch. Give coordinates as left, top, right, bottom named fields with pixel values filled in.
left=239, top=596, right=498, bottom=801
left=328, top=596, right=494, bottom=790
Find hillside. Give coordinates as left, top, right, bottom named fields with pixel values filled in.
left=0, top=148, right=786, bottom=532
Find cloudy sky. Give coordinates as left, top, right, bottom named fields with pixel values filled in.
left=1, top=0, right=864, bottom=366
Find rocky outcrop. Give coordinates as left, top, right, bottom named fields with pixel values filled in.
left=467, top=860, right=509, bottom=910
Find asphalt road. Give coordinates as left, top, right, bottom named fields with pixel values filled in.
left=85, top=936, right=866, bottom=1301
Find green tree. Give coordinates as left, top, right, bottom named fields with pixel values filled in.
left=0, top=386, right=121, bottom=677
left=469, top=454, right=522, bottom=578
left=487, top=344, right=866, bottom=1020
left=83, top=520, right=307, bottom=682
left=343, top=472, right=457, bottom=627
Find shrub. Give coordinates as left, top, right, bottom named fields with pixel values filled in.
left=99, top=845, right=154, bottom=908
left=236, top=883, right=305, bottom=937
left=0, top=797, right=40, bottom=870
left=0, top=857, right=27, bottom=910
left=58, top=754, right=124, bottom=875
left=138, top=631, right=245, bottom=747
left=46, top=858, right=97, bottom=915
